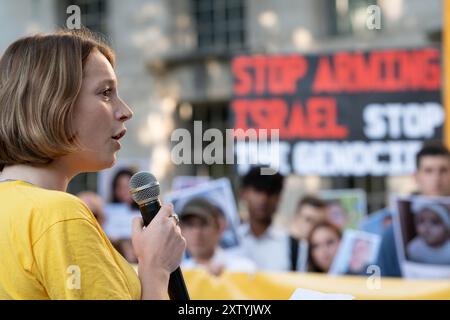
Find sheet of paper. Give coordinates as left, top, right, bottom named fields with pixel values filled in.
left=289, top=288, right=354, bottom=300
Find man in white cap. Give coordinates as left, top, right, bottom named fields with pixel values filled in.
left=179, top=197, right=256, bottom=276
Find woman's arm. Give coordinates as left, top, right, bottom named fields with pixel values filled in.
left=137, top=264, right=170, bottom=300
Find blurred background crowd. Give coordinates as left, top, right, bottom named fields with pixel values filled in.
left=77, top=142, right=450, bottom=279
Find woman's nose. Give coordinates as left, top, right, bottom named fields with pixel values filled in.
left=116, top=99, right=133, bottom=121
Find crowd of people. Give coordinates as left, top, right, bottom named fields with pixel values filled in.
left=79, top=142, right=450, bottom=278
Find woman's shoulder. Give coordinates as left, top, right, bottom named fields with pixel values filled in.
left=0, top=181, right=101, bottom=266
left=34, top=188, right=94, bottom=222
left=3, top=181, right=94, bottom=223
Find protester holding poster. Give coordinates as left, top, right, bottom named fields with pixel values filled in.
left=307, top=222, right=342, bottom=273
left=376, top=143, right=450, bottom=277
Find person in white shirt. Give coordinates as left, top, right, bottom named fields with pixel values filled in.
left=180, top=197, right=256, bottom=276
left=237, top=166, right=307, bottom=272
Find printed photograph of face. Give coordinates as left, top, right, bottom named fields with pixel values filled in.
left=397, top=197, right=450, bottom=266
left=319, top=189, right=367, bottom=230
left=329, top=230, right=381, bottom=276
left=346, top=238, right=373, bottom=275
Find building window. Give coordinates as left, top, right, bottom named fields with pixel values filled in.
left=60, top=0, right=108, bottom=35
left=174, top=101, right=233, bottom=178
left=329, top=0, right=379, bottom=36
left=191, top=0, right=246, bottom=52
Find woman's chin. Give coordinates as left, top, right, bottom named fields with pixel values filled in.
left=104, top=154, right=118, bottom=169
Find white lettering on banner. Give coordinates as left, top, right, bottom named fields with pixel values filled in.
left=236, top=141, right=422, bottom=176
left=363, top=102, right=444, bottom=139
left=236, top=141, right=291, bottom=175
left=292, top=141, right=421, bottom=176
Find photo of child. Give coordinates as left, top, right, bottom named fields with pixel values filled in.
left=392, top=196, right=450, bottom=279
left=407, top=200, right=450, bottom=265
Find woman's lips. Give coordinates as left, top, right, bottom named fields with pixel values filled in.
left=112, top=129, right=126, bottom=140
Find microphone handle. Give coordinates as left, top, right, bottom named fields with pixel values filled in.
left=139, top=200, right=190, bottom=300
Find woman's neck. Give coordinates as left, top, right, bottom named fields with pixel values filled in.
left=0, top=161, right=77, bottom=192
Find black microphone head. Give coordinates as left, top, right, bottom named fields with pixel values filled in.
left=129, top=171, right=160, bottom=206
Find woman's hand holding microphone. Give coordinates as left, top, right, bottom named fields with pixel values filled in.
left=131, top=203, right=186, bottom=300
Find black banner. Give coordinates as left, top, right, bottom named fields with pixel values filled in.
left=231, top=48, right=443, bottom=176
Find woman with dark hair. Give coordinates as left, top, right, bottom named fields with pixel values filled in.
left=108, top=167, right=140, bottom=262
left=111, top=168, right=139, bottom=209
left=307, top=222, right=342, bottom=273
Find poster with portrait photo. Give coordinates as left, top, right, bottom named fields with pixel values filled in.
left=329, top=230, right=381, bottom=276
left=171, top=176, right=211, bottom=192
left=392, top=195, right=450, bottom=279
left=319, top=189, right=368, bottom=230
left=164, top=178, right=241, bottom=248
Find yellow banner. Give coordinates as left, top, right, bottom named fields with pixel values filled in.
left=183, top=269, right=450, bottom=300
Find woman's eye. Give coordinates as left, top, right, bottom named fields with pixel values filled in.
left=102, top=88, right=112, bottom=99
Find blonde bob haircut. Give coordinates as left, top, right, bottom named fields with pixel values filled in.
left=0, top=29, right=114, bottom=171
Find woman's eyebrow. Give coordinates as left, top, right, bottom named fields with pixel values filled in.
left=97, top=79, right=117, bottom=87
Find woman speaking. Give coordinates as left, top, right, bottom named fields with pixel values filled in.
left=0, top=29, right=186, bottom=299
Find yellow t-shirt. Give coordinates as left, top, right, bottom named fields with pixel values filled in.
left=0, top=180, right=141, bottom=300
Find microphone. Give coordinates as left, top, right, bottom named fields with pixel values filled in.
left=129, top=171, right=190, bottom=300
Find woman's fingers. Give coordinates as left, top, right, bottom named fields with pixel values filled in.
left=131, top=216, right=143, bottom=234
left=131, top=216, right=143, bottom=247
left=131, top=203, right=186, bottom=272
left=155, top=203, right=173, bottom=220
left=156, top=203, right=181, bottom=228
left=168, top=213, right=180, bottom=227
